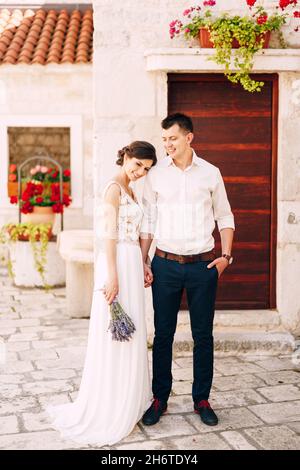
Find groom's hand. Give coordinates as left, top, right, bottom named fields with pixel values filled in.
left=207, top=257, right=229, bottom=278
left=143, top=263, right=153, bottom=288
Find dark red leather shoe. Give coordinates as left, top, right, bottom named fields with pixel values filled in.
left=194, top=400, right=218, bottom=426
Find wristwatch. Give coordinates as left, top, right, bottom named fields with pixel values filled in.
left=222, top=253, right=233, bottom=265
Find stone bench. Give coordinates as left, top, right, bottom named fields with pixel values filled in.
left=57, top=230, right=94, bottom=318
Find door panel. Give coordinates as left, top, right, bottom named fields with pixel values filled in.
left=168, top=73, right=277, bottom=309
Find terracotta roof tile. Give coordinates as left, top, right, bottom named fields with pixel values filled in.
left=0, top=7, right=93, bottom=65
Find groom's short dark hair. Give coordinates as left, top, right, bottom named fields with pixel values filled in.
left=161, top=113, right=193, bottom=134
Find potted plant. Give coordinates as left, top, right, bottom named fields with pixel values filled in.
left=0, top=222, right=54, bottom=289
left=169, top=0, right=300, bottom=92
left=7, top=163, right=71, bottom=197
left=9, top=177, right=72, bottom=225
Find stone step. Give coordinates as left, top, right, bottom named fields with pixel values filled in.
left=171, top=331, right=296, bottom=355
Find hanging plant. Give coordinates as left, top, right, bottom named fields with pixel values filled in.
left=0, top=222, right=53, bottom=290
left=169, top=0, right=300, bottom=92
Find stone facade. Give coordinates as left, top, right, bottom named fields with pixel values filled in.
left=0, top=63, right=93, bottom=230
left=93, top=0, right=300, bottom=336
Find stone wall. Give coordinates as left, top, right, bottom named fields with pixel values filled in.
left=93, top=0, right=300, bottom=335
left=0, top=64, right=93, bottom=230
left=8, top=127, right=70, bottom=170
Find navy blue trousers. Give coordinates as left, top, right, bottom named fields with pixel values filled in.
left=151, top=255, right=218, bottom=404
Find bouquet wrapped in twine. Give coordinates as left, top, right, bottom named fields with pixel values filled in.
left=108, top=297, right=136, bottom=342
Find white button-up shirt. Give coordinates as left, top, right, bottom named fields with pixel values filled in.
left=140, top=150, right=235, bottom=255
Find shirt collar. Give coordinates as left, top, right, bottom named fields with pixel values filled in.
left=161, top=149, right=202, bottom=168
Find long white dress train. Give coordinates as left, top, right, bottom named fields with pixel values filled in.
left=46, top=181, right=152, bottom=446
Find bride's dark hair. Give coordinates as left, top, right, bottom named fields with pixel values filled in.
left=116, top=141, right=157, bottom=167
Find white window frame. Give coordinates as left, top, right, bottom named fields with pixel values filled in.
left=0, top=115, right=83, bottom=208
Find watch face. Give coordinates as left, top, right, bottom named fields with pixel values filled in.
left=229, top=257, right=233, bottom=265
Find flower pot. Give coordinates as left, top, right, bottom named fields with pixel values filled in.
left=22, top=206, right=56, bottom=225
left=199, top=28, right=271, bottom=49
left=7, top=182, right=27, bottom=197
left=8, top=240, right=66, bottom=288
left=63, top=182, right=71, bottom=195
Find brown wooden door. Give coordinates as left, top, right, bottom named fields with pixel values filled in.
left=168, top=73, right=277, bottom=309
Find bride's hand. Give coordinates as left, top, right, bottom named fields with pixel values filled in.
left=103, top=274, right=119, bottom=305
left=143, top=263, right=153, bottom=288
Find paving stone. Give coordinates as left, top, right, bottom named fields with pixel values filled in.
left=22, top=380, right=74, bottom=395
left=6, top=342, right=31, bottom=352
left=208, top=389, right=267, bottom=409
left=168, top=395, right=193, bottom=414
left=0, top=396, right=39, bottom=415
left=8, top=333, right=40, bottom=342
left=0, top=374, right=26, bottom=384
left=19, top=349, right=58, bottom=361
left=30, top=369, right=77, bottom=381
left=172, top=381, right=193, bottom=396
left=173, top=357, right=193, bottom=369
left=19, top=310, right=63, bottom=319
left=55, top=346, right=87, bottom=361
left=287, top=421, right=300, bottom=434
left=214, top=362, right=265, bottom=376
left=35, top=358, right=84, bottom=371
left=169, top=433, right=230, bottom=450
left=0, top=328, right=17, bottom=335
left=0, top=319, right=40, bottom=328
left=0, top=361, right=34, bottom=373
left=0, top=431, right=89, bottom=450
left=38, top=393, right=71, bottom=408
left=0, top=415, right=19, bottom=434
left=119, top=425, right=147, bottom=444
left=244, top=425, right=300, bottom=450
left=253, top=357, right=298, bottom=371
left=187, top=407, right=264, bottom=433
left=23, top=411, right=53, bottom=432
left=116, top=440, right=166, bottom=450
left=172, top=367, right=193, bottom=381
left=42, top=330, right=75, bottom=340
left=254, top=370, right=300, bottom=386
left=0, top=383, right=23, bottom=398
left=7, top=352, right=19, bottom=363
left=213, top=374, right=266, bottom=391
left=140, top=415, right=195, bottom=439
left=221, top=430, right=256, bottom=450
left=19, top=326, right=59, bottom=333
left=249, top=400, right=300, bottom=424
left=69, top=391, right=78, bottom=402
left=257, top=384, right=300, bottom=402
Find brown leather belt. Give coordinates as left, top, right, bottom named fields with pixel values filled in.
left=155, top=248, right=215, bottom=264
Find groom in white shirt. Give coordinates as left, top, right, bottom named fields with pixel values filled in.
left=140, top=113, right=234, bottom=427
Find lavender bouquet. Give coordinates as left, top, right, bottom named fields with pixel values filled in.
left=108, top=298, right=136, bottom=342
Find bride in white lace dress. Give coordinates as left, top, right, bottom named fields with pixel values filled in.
left=46, top=141, right=157, bottom=446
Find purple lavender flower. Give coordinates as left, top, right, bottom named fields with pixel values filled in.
left=107, top=298, right=136, bottom=341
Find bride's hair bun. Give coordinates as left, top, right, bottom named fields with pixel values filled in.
left=116, top=141, right=157, bottom=167
left=116, top=146, right=130, bottom=166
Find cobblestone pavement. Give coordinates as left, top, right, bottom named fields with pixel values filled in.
left=1, top=267, right=300, bottom=451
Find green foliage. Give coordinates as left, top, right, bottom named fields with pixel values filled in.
left=176, top=6, right=287, bottom=92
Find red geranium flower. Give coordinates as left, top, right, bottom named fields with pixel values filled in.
left=10, top=196, right=18, bottom=204
left=257, top=14, right=268, bottom=24
left=63, top=169, right=71, bottom=178
left=52, top=203, right=64, bottom=213
left=246, top=0, right=257, bottom=6
left=9, top=164, right=17, bottom=173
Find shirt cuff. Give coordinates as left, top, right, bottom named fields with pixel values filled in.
left=217, top=216, right=235, bottom=232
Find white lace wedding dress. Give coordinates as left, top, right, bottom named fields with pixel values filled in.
left=46, top=181, right=151, bottom=446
